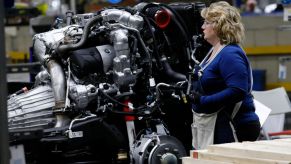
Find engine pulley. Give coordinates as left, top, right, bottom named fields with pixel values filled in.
left=132, top=134, right=186, bottom=164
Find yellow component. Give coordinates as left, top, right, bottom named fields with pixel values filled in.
left=266, top=82, right=291, bottom=92
left=182, top=96, right=188, bottom=104
left=36, top=3, right=49, bottom=15
left=244, top=45, right=291, bottom=55
left=14, top=2, right=29, bottom=9
left=180, top=91, right=188, bottom=104
left=8, top=51, right=29, bottom=61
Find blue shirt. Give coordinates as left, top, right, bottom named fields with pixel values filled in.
left=193, top=44, right=259, bottom=125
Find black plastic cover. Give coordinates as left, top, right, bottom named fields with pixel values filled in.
left=70, top=47, right=104, bottom=78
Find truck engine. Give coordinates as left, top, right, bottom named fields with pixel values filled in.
left=7, top=2, right=210, bottom=164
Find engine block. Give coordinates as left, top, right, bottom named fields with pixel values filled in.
left=8, top=85, right=55, bottom=131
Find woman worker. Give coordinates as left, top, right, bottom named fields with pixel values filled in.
left=188, top=1, right=261, bottom=149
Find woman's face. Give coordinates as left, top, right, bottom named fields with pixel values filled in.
left=201, top=20, right=219, bottom=45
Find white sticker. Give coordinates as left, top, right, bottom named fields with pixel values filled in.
left=68, top=131, right=83, bottom=138
left=149, top=78, right=156, bottom=87
left=279, top=62, right=287, bottom=80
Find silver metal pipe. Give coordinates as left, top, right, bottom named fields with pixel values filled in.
left=47, top=60, right=66, bottom=109
left=33, top=38, right=66, bottom=109
left=33, top=38, right=47, bottom=64
left=46, top=60, right=70, bottom=127
left=101, top=9, right=143, bottom=30
left=33, top=37, right=69, bottom=127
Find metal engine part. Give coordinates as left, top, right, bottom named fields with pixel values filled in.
left=132, top=134, right=187, bottom=164
left=101, top=9, right=144, bottom=30
left=69, top=84, right=98, bottom=109
left=7, top=85, right=55, bottom=130
left=6, top=2, right=209, bottom=163
left=111, top=29, right=136, bottom=89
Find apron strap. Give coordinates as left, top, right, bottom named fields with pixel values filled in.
left=230, top=101, right=242, bottom=142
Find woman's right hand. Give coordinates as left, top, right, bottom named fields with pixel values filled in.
left=187, top=91, right=201, bottom=104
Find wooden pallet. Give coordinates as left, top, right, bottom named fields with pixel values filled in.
left=182, top=138, right=291, bottom=164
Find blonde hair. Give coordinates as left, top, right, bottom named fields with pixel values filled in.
left=201, top=1, right=245, bottom=45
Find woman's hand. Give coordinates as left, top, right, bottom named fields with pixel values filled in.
left=187, top=91, right=201, bottom=104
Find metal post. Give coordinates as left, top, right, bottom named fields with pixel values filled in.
left=70, top=0, right=76, bottom=14
left=0, top=0, right=10, bottom=163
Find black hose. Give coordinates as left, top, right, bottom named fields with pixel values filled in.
left=160, top=56, right=186, bottom=82
left=159, top=4, right=189, bottom=43
left=130, top=35, right=138, bottom=55
left=140, top=13, right=162, bottom=69
left=98, top=89, right=146, bottom=110
left=138, top=3, right=160, bottom=13
left=99, top=89, right=130, bottom=108
left=129, top=35, right=138, bottom=69
left=128, top=26, right=153, bottom=77
left=99, top=90, right=149, bottom=116
left=57, top=15, right=103, bottom=57
left=138, top=3, right=188, bottom=44
left=107, top=106, right=147, bottom=117
left=129, top=35, right=138, bottom=57
left=158, top=4, right=192, bottom=70
left=137, top=3, right=191, bottom=72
